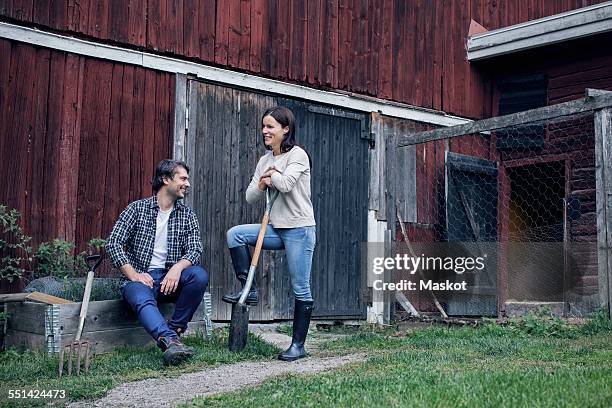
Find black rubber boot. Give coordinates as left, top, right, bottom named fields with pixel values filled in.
left=222, top=246, right=259, bottom=305
left=157, top=336, right=194, bottom=366
left=278, top=300, right=314, bottom=361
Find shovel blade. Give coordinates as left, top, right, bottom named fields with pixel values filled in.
left=228, top=303, right=249, bottom=352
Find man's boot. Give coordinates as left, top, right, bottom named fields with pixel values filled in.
left=278, top=299, right=314, bottom=361
left=222, top=246, right=259, bottom=305
left=167, top=324, right=194, bottom=353
left=157, top=336, right=194, bottom=366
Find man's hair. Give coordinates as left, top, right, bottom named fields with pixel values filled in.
left=151, top=159, right=190, bottom=193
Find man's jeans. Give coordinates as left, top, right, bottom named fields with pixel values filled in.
left=122, top=266, right=209, bottom=340
left=227, top=224, right=316, bottom=301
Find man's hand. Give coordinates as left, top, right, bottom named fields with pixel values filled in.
left=160, top=265, right=183, bottom=295
left=132, top=272, right=154, bottom=288
left=121, top=264, right=154, bottom=288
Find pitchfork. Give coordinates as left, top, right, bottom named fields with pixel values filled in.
left=58, top=254, right=102, bottom=377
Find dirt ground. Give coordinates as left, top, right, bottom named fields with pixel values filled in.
left=69, top=328, right=367, bottom=408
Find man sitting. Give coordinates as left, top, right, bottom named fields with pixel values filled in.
left=106, top=159, right=208, bottom=366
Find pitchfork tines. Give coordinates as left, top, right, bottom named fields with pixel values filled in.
left=59, top=340, right=91, bottom=377
left=57, top=254, right=102, bottom=377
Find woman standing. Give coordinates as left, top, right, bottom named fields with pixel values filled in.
left=223, top=106, right=316, bottom=361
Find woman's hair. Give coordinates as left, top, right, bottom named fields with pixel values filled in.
left=151, top=159, right=190, bottom=193
left=261, top=106, right=312, bottom=167
left=261, top=106, right=296, bottom=153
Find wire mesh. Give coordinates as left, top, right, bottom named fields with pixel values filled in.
left=398, top=112, right=599, bottom=317
left=24, top=256, right=124, bottom=301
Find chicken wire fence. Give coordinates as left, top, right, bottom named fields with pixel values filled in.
left=24, top=256, right=125, bottom=301
left=389, top=101, right=610, bottom=318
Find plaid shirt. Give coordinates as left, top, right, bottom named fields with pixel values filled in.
left=106, top=196, right=203, bottom=273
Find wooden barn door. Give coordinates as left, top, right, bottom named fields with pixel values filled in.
left=185, top=80, right=369, bottom=321
left=445, top=151, right=498, bottom=316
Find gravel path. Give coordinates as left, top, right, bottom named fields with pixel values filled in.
left=69, top=332, right=367, bottom=408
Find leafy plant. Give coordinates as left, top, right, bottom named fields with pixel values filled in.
left=33, top=237, right=107, bottom=280
left=1, top=204, right=106, bottom=282
left=515, top=312, right=575, bottom=337
left=580, top=308, right=612, bottom=335
left=479, top=307, right=612, bottom=338
left=33, top=239, right=87, bottom=279
left=0, top=205, right=33, bottom=282
left=87, top=238, right=107, bottom=251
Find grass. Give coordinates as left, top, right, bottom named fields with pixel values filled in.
left=188, top=313, right=612, bottom=408
left=0, top=329, right=279, bottom=407
left=2, top=311, right=610, bottom=407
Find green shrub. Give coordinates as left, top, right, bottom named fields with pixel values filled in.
left=1, top=204, right=106, bottom=282
left=514, top=312, right=576, bottom=337
left=479, top=307, right=611, bottom=338
left=0, top=205, right=33, bottom=282
left=33, top=239, right=87, bottom=279
left=580, top=308, right=612, bottom=335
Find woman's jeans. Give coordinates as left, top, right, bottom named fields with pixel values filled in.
left=122, top=266, right=209, bottom=340
left=227, top=224, right=316, bottom=301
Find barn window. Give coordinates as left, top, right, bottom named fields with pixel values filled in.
left=496, top=74, right=548, bottom=150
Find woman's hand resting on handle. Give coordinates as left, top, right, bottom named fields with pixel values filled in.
left=258, top=166, right=277, bottom=191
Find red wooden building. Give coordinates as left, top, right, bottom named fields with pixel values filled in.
left=0, top=1, right=610, bottom=319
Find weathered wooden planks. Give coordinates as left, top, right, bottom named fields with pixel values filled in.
left=4, top=299, right=209, bottom=353
left=0, top=1, right=607, bottom=117
left=186, top=80, right=369, bottom=320
left=595, top=108, right=612, bottom=315
left=0, top=41, right=174, bottom=262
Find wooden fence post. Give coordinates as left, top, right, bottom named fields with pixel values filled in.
left=594, top=107, right=612, bottom=316
left=173, top=73, right=188, bottom=162
left=384, top=130, right=397, bottom=324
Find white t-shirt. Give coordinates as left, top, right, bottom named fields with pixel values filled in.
left=149, top=207, right=173, bottom=270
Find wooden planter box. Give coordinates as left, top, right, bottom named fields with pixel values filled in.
left=3, top=295, right=212, bottom=353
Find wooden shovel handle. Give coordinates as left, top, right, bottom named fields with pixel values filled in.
left=250, top=213, right=270, bottom=267
left=75, top=270, right=94, bottom=341
left=238, top=190, right=279, bottom=305
left=250, top=189, right=279, bottom=267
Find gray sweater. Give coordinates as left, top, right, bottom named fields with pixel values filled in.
left=245, top=146, right=316, bottom=228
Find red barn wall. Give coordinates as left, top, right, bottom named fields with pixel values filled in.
left=0, top=38, right=175, bottom=252
left=0, top=0, right=607, bottom=119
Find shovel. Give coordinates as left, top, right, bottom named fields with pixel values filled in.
left=58, top=254, right=102, bottom=377
left=229, top=189, right=279, bottom=352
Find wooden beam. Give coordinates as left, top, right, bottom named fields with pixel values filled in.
left=383, top=131, right=398, bottom=324
left=0, top=292, right=72, bottom=304
left=399, top=91, right=612, bottom=147
left=0, top=293, right=30, bottom=303
left=467, top=2, right=612, bottom=61
left=383, top=229, right=394, bottom=325
left=395, top=291, right=419, bottom=317
left=586, top=88, right=612, bottom=98
left=594, top=107, right=612, bottom=316
left=396, top=205, right=448, bottom=318
left=183, top=79, right=198, bottom=210
left=173, top=73, right=188, bottom=162
left=366, top=210, right=387, bottom=325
